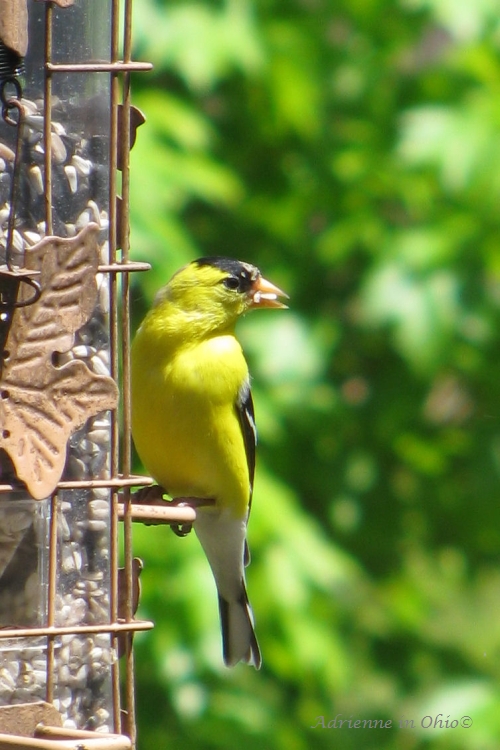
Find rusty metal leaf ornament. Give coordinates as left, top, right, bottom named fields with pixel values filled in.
left=0, top=0, right=29, bottom=57
left=0, top=223, right=118, bottom=500
left=37, top=0, right=74, bottom=7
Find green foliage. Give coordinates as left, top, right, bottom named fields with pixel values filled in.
left=129, top=0, right=500, bottom=747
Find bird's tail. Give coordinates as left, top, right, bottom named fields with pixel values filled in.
left=194, top=508, right=261, bottom=669
left=218, top=583, right=261, bottom=669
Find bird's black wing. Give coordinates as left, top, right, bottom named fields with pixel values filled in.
left=236, top=378, right=257, bottom=497
left=236, top=379, right=256, bottom=569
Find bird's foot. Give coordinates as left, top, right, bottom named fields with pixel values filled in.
left=169, top=496, right=216, bottom=537
left=129, top=489, right=214, bottom=535
left=132, top=484, right=168, bottom=506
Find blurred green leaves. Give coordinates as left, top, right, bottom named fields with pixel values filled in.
left=362, top=261, right=459, bottom=371
left=128, top=0, right=500, bottom=748
left=133, top=0, right=263, bottom=89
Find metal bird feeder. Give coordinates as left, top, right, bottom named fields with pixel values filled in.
left=0, top=1, right=156, bottom=747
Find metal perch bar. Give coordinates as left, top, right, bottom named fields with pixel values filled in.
left=118, top=502, right=197, bottom=526
left=0, top=726, right=132, bottom=750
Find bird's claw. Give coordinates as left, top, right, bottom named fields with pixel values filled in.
left=132, top=485, right=167, bottom=505
left=171, top=523, right=193, bottom=537
left=169, top=497, right=215, bottom=537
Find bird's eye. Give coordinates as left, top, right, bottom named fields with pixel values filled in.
left=223, top=276, right=240, bottom=291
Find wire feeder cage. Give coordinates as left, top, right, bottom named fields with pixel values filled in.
left=0, top=1, right=192, bottom=748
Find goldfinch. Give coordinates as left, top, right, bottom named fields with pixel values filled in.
left=131, top=257, right=287, bottom=668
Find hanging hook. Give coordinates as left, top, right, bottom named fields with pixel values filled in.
left=9, top=272, right=42, bottom=308
left=0, top=268, right=41, bottom=311
left=0, top=76, right=23, bottom=121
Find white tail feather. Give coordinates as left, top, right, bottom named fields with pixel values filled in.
left=194, top=508, right=261, bottom=668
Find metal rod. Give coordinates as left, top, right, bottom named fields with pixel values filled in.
left=110, top=487, right=121, bottom=734
left=0, top=474, right=153, bottom=493
left=35, top=724, right=132, bottom=750
left=5, top=102, right=26, bottom=271
left=109, top=0, right=121, bottom=733
left=120, top=0, right=137, bottom=743
left=46, top=61, right=152, bottom=73
left=45, top=493, right=59, bottom=704
left=34, top=724, right=128, bottom=740
left=0, top=619, right=154, bottom=640
left=98, top=262, right=151, bottom=274
left=58, top=475, right=153, bottom=489
left=0, top=731, right=132, bottom=750
left=43, top=3, right=53, bottom=234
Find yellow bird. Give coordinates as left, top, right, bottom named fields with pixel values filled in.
left=131, top=257, right=287, bottom=668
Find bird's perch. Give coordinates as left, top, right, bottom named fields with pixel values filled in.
left=118, top=501, right=196, bottom=526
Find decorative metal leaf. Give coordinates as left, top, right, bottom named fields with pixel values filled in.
left=0, top=0, right=29, bottom=57
left=0, top=224, right=118, bottom=500
left=36, top=0, right=74, bottom=7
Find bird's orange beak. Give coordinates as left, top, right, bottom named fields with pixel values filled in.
left=249, top=275, right=289, bottom=309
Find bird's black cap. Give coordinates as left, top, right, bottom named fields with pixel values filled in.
left=194, top=257, right=258, bottom=293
